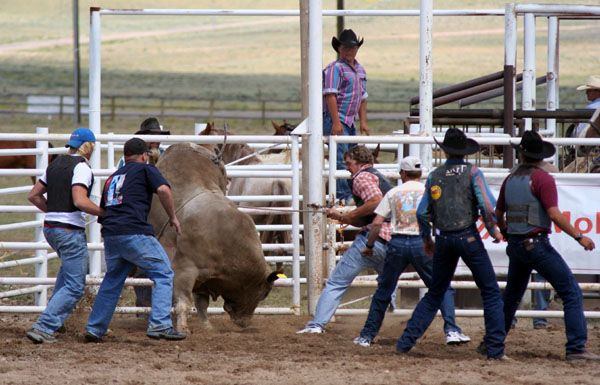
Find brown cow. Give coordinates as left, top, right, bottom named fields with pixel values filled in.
left=148, top=143, right=277, bottom=331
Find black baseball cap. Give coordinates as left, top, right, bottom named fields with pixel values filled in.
left=124, top=138, right=148, bottom=156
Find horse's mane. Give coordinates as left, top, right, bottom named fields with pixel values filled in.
left=204, top=127, right=261, bottom=165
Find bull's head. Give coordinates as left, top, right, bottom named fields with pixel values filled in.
left=222, top=271, right=279, bottom=328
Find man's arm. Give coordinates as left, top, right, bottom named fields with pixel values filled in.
left=156, top=184, right=181, bottom=235
left=325, top=94, right=343, bottom=136
left=548, top=207, right=595, bottom=250
left=325, top=195, right=381, bottom=227
left=72, top=186, right=104, bottom=217
left=28, top=181, right=48, bottom=213
left=471, top=167, right=503, bottom=241
left=358, top=99, right=369, bottom=135
left=361, top=214, right=385, bottom=256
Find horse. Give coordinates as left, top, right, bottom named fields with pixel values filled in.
left=199, top=123, right=292, bottom=275
left=0, top=141, right=57, bottom=183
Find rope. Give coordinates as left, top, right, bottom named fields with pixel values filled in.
left=236, top=203, right=327, bottom=214
left=155, top=190, right=213, bottom=240
left=225, top=142, right=287, bottom=167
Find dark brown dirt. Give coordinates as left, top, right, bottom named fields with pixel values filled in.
left=1, top=313, right=599, bottom=385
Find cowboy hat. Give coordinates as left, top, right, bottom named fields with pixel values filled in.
left=331, top=29, right=364, bottom=53
left=576, top=75, right=600, bottom=91
left=511, top=130, right=555, bottom=160
left=135, top=117, right=170, bottom=135
left=434, top=128, right=480, bottom=155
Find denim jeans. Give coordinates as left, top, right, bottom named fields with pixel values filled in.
left=32, top=227, right=88, bottom=334
left=306, top=233, right=387, bottom=329
left=86, top=234, right=175, bottom=337
left=503, top=235, right=586, bottom=354
left=397, top=225, right=505, bottom=358
left=323, top=111, right=356, bottom=202
left=532, top=273, right=550, bottom=326
left=360, top=234, right=461, bottom=341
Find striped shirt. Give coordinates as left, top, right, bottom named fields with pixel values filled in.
left=351, top=164, right=392, bottom=241
left=323, top=59, right=368, bottom=128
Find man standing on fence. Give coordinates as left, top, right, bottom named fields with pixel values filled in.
left=395, top=128, right=507, bottom=360
left=571, top=75, right=600, bottom=137
left=297, top=146, right=391, bottom=335
left=323, top=29, right=369, bottom=204
left=496, top=131, right=600, bottom=361
left=84, top=138, right=185, bottom=342
left=353, top=156, right=469, bottom=348
left=26, top=128, right=104, bottom=344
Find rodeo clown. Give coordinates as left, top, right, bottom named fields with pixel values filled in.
left=495, top=131, right=600, bottom=361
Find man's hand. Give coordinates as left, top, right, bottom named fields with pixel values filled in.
left=424, top=237, right=435, bottom=256
left=491, top=227, right=505, bottom=243
left=578, top=235, right=595, bottom=251
left=325, top=208, right=343, bottom=222
left=170, top=216, right=182, bottom=235
left=359, top=123, right=370, bottom=136
left=331, top=120, right=344, bottom=136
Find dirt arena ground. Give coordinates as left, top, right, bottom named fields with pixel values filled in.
left=1, top=311, right=599, bottom=385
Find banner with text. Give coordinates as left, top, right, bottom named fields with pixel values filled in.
left=456, top=173, right=600, bottom=275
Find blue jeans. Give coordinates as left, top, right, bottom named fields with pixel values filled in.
left=306, top=233, right=387, bottom=329
left=86, top=234, right=175, bottom=337
left=532, top=273, right=550, bottom=326
left=323, top=111, right=356, bottom=202
left=32, top=227, right=88, bottom=334
left=360, top=235, right=461, bottom=341
left=397, top=225, right=505, bottom=358
left=503, top=235, right=586, bottom=354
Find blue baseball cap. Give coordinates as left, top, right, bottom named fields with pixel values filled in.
left=66, top=127, right=96, bottom=149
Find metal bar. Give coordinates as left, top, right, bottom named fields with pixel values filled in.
left=457, top=74, right=544, bottom=107
left=522, top=13, right=536, bottom=131
left=419, top=0, right=433, bottom=170
left=515, top=4, right=600, bottom=16
left=291, top=135, right=301, bottom=314
left=410, top=71, right=505, bottom=106
left=306, top=0, right=324, bottom=316
left=0, top=252, right=58, bottom=269
left=335, top=309, right=600, bottom=319
left=0, top=220, right=42, bottom=232
left=98, top=9, right=505, bottom=17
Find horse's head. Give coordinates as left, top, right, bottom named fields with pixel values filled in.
left=199, top=122, right=259, bottom=165
left=271, top=120, right=296, bottom=136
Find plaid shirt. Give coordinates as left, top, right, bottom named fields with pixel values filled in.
left=351, top=164, right=392, bottom=241
left=323, top=58, right=368, bottom=127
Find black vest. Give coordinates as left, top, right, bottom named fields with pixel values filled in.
left=505, top=165, right=551, bottom=234
left=429, top=163, right=478, bottom=231
left=348, top=167, right=394, bottom=225
left=46, top=155, right=92, bottom=213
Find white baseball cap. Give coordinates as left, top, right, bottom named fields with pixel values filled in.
left=400, top=156, right=422, bottom=172
left=576, top=75, right=600, bottom=91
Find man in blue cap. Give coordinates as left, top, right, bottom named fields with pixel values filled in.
left=26, top=127, right=104, bottom=344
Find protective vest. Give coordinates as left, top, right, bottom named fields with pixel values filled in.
left=46, top=155, right=93, bottom=213
left=348, top=167, right=393, bottom=224
left=429, top=163, right=478, bottom=231
left=505, top=166, right=551, bottom=234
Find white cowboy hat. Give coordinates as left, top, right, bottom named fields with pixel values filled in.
left=576, top=75, right=600, bottom=91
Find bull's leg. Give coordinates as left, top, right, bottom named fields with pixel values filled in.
left=193, top=292, right=212, bottom=329
left=172, top=265, right=200, bottom=333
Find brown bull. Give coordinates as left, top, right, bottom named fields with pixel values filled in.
left=148, top=143, right=278, bottom=331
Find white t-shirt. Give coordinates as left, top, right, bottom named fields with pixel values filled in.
left=374, top=180, right=425, bottom=236
left=40, top=156, right=93, bottom=228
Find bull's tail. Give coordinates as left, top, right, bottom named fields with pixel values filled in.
left=261, top=179, right=292, bottom=274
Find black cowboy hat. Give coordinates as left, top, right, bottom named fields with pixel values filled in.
left=511, top=130, right=555, bottom=160
left=135, top=117, right=170, bottom=135
left=434, top=128, right=480, bottom=155
left=331, top=29, right=364, bottom=53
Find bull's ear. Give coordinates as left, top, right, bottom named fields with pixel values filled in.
left=372, top=144, right=381, bottom=161
left=267, top=271, right=279, bottom=283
